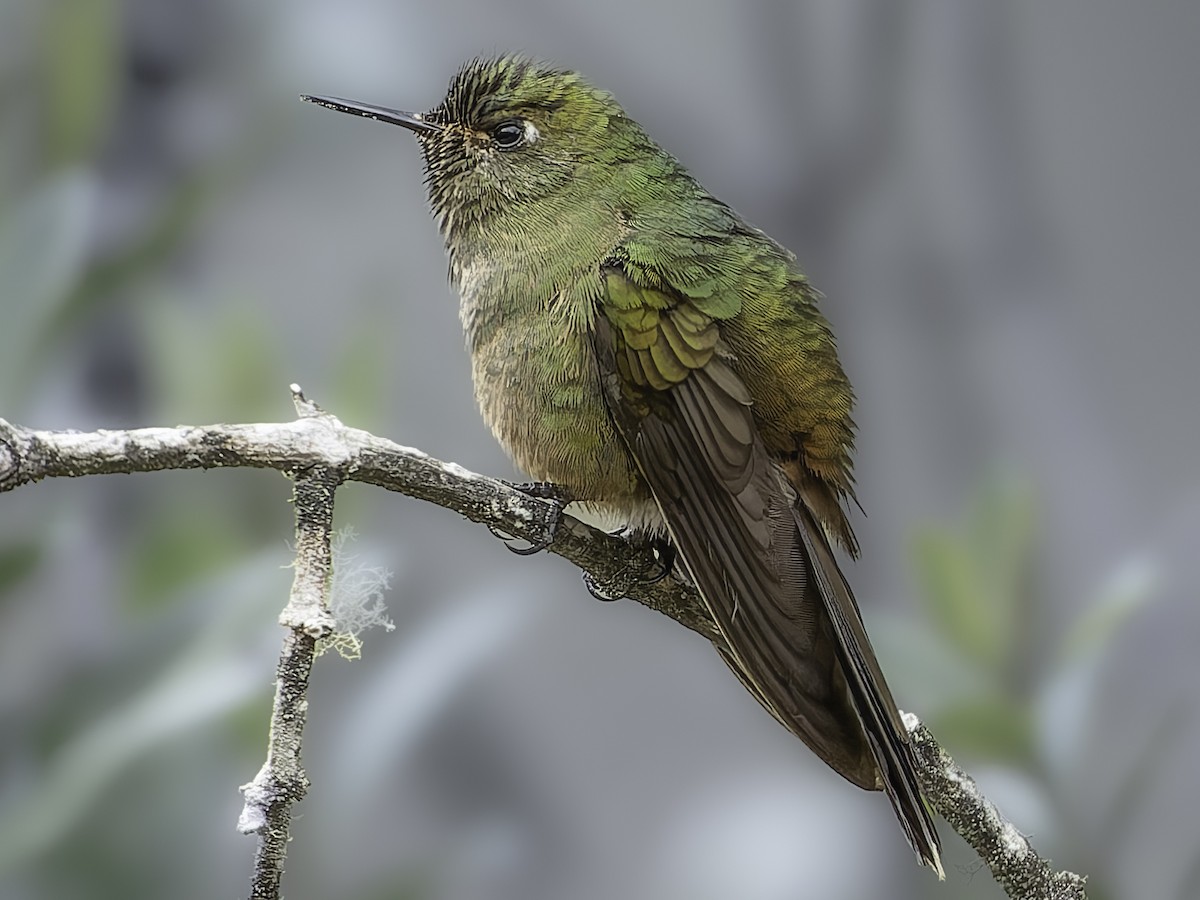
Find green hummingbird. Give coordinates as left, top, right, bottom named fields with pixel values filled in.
left=303, top=55, right=942, bottom=874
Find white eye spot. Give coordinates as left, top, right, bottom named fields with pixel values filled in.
left=523, top=121, right=540, bottom=144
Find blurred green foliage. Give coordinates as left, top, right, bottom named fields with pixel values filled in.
left=900, top=474, right=1154, bottom=899
left=0, top=3, right=392, bottom=897
left=913, top=475, right=1040, bottom=763
left=37, top=0, right=121, bottom=167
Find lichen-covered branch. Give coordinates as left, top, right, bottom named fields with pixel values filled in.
left=905, top=714, right=1087, bottom=899
left=0, top=386, right=1087, bottom=897
left=0, top=387, right=714, bottom=642
left=236, top=393, right=341, bottom=900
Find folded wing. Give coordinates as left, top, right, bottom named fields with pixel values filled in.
left=594, top=263, right=942, bottom=872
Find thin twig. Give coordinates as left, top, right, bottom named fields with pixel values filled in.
left=236, top=390, right=342, bottom=900
left=0, top=386, right=1087, bottom=897
left=905, top=713, right=1087, bottom=899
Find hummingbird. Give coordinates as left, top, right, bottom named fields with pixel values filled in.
left=303, top=55, right=942, bottom=874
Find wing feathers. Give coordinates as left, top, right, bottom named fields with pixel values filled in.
left=623, top=361, right=873, bottom=777
left=595, top=265, right=941, bottom=872
left=673, top=373, right=753, bottom=489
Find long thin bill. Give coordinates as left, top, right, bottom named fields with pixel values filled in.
left=300, top=95, right=441, bottom=134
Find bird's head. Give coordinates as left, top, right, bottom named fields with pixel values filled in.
left=305, top=56, right=635, bottom=239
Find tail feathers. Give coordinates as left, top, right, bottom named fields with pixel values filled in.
left=792, top=501, right=943, bottom=876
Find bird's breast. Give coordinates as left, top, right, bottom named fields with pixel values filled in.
left=458, top=265, right=650, bottom=514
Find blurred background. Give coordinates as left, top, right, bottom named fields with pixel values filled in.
left=1, top=1, right=1197, bottom=898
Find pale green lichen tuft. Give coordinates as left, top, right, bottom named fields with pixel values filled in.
left=317, top=527, right=395, bottom=659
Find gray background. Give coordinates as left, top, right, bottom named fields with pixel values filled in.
left=1, top=1, right=1197, bottom=898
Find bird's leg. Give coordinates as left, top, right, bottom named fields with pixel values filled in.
left=508, top=481, right=576, bottom=504
left=489, top=481, right=575, bottom=555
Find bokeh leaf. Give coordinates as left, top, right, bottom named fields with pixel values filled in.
left=913, top=528, right=1005, bottom=670
left=146, top=297, right=284, bottom=421
left=867, top=613, right=991, bottom=710
left=933, top=693, right=1034, bottom=765
left=912, top=475, right=1036, bottom=677
left=37, top=0, right=121, bottom=166
left=0, top=542, right=42, bottom=597
left=1037, top=552, right=1158, bottom=789
left=1061, top=553, right=1156, bottom=663
left=124, top=509, right=244, bottom=611
left=331, top=318, right=392, bottom=426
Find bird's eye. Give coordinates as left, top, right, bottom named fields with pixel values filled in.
left=491, top=120, right=526, bottom=150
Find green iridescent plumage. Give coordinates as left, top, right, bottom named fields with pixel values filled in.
left=304, top=55, right=942, bottom=876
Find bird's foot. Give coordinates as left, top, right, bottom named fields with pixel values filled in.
left=641, top=536, right=677, bottom=584
left=582, top=535, right=678, bottom=602
left=488, top=482, right=573, bottom=555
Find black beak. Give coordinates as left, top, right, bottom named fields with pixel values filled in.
left=300, top=95, right=442, bottom=135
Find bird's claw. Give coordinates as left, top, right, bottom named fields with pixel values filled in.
left=641, top=537, right=677, bottom=584
left=506, top=538, right=552, bottom=555
left=487, top=523, right=552, bottom=555
left=582, top=570, right=625, bottom=602
left=582, top=537, right=678, bottom=602
left=489, top=481, right=572, bottom=554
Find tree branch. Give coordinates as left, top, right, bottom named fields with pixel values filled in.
left=236, top=392, right=341, bottom=899
left=0, top=387, right=715, bottom=642
left=0, top=386, right=1085, bottom=898
left=905, top=714, right=1087, bottom=899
